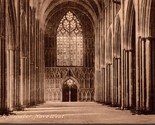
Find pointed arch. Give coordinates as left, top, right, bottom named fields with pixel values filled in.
left=125, top=0, right=135, bottom=49
left=63, top=76, right=80, bottom=88
left=150, top=0, right=155, bottom=37
left=8, top=0, right=17, bottom=48
left=57, top=11, right=84, bottom=66
left=106, top=28, right=112, bottom=63
left=114, top=15, right=121, bottom=58
left=123, top=0, right=136, bottom=109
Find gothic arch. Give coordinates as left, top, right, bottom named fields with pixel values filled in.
left=142, top=0, right=152, bottom=36
left=113, top=15, right=121, bottom=106
left=140, top=0, right=148, bottom=35
left=125, top=0, right=135, bottom=49
left=123, top=0, right=136, bottom=109
left=44, top=3, right=95, bottom=30
left=62, top=76, right=80, bottom=89
left=8, top=0, right=17, bottom=48
left=106, top=28, right=112, bottom=63
left=44, top=7, right=95, bottom=67
left=40, top=0, right=101, bottom=29
left=114, top=15, right=121, bottom=58
left=150, top=0, right=155, bottom=37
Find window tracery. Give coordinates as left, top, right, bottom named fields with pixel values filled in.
left=57, top=11, right=83, bottom=66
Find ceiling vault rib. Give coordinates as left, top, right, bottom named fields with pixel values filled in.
left=33, top=0, right=106, bottom=29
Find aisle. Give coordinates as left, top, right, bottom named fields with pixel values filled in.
left=0, top=102, right=155, bottom=124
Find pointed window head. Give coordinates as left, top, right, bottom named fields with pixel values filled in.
left=57, top=11, right=83, bottom=66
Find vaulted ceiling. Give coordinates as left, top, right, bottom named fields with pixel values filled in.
left=30, top=0, right=106, bottom=29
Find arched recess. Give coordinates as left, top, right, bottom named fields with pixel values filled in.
left=39, top=0, right=102, bottom=29
left=44, top=7, right=95, bottom=67
left=63, top=76, right=80, bottom=89
left=124, top=0, right=136, bottom=110
left=62, top=78, right=78, bottom=102
left=105, top=28, right=112, bottom=104
left=113, top=15, right=121, bottom=106
left=141, top=0, right=148, bottom=35
left=44, top=2, right=95, bottom=102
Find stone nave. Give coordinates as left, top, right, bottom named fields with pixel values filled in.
left=0, top=0, right=155, bottom=124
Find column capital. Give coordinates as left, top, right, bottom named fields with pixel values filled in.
left=15, top=47, right=20, bottom=51
left=112, top=0, right=121, bottom=5
left=0, top=35, right=5, bottom=39
left=123, top=49, right=132, bottom=53
left=106, top=63, right=112, bottom=66
left=8, top=48, right=15, bottom=51
left=115, top=57, right=121, bottom=60
left=100, top=65, right=106, bottom=69
left=123, top=49, right=127, bottom=52
left=113, top=56, right=120, bottom=59
left=126, top=49, right=133, bottom=52
left=21, top=56, right=27, bottom=59
left=139, top=36, right=155, bottom=41
left=101, top=67, right=106, bottom=70
left=30, top=62, right=34, bottom=65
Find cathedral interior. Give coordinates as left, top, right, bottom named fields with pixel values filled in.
left=0, top=0, right=155, bottom=123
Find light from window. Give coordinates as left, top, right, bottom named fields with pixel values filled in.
left=57, top=11, right=83, bottom=66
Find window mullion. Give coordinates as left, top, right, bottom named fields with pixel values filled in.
left=57, top=11, right=83, bottom=67
left=69, top=22, right=71, bottom=66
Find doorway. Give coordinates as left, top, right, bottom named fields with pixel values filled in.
left=62, top=79, right=78, bottom=102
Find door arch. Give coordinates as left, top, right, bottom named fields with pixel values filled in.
left=62, top=78, right=78, bottom=102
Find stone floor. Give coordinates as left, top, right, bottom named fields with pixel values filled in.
left=0, top=102, right=155, bottom=124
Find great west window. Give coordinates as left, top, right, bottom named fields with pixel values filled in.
left=57, top=11, right=83, bottom=66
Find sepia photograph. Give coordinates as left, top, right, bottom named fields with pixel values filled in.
left=0, top=0, right=155, bottom=124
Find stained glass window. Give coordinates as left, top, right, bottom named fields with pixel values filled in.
left=57, top=11, right=83, bottom=66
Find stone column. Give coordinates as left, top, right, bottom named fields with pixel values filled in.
left=114, top=57, right=121, bottom=106
left=25, top=0, right=30, bottom=107
left=94, top=25, right=100, bottom=101
left=9, top=49, right=15, bottom=110
left=127, top=50, right=133, bottom=108
left=140, top=37, right=155, bottom=112
left=33, top=11, right=37, bottom=105
left=124, top=50, right=128, bottom=108
left=42, top=31, right=45, bottom=103
left=19, top=0, right=25, bottom=107
left=110, top=64, right=113, bottom=105
left=117, top=58, right=121, bottom=106
left=105, top=64, right=109, bottom=103
left=122, top=49, right=126, bottom=109
left=38, top=29, right=41, bottom=103
left=136, top=37, right=143, bottom=112
left=20, top=57, right=25, bottom=106
left=142, top=40, right=145, bottom=110
left=14, top=0, right=20, bottom=107
left=101, top=67, right=105, bottom=102
left=120, top=0, right=125, bottom=110
left=113, top=58, right=117, bottom=105
left=29, top=7, right=37, bottom=105
left=145, top=38, right=151, bottom=111
left=106, top=63, right=112, bottom=104
left=28, top=6, right=32, bottom=106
